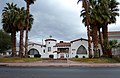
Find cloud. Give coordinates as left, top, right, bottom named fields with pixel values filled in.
left=0, top=0, right=120, bottom=43
left=29, top=0, right=86, bottom=41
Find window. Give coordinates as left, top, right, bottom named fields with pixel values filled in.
left=72, top=49, right=75, bottom=51
left=77, top=45, right=87, bottom=54
left=49, top=42, right=50, bottom=44
left=48, top=47, right=51, bottom=52
left=43, top=49, right=45, bottom=53
left=28, top=49, right=39, bottom=55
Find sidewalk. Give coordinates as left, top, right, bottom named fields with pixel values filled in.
left=1, top=60, right=120, bottom=67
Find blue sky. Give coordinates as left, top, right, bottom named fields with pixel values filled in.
left=0, top=0, right=120, bottom=43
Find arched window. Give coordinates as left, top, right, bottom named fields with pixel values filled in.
left=28, top=48, right=40, bottom=55
left=77, top=45, right=87, bottom=54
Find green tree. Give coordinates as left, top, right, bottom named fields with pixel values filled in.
left=2, top=3, right=18, bottom=57
left=16, top=7, right=34, bottom=57
left=101, top=0, right=119, bottom=57
left=77, top=0, right=91, bottom=58
left=0, top=29, right=11, bottom=53
left=79, top=0, right=102, bottom=57
left=24, top=0, right=36, bottom=57
left=109, top=40, right=118, bottom=48
left=78, top=0, right=119, bottom=58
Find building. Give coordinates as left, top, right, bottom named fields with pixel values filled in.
left=108, top=31, right=120, bottom=43
left=28, top=37, right=102, bottom=59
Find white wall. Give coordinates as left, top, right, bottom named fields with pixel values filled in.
left=70, top=40, right=89, bottom=58
left=28, top=44, right=48, bottom=58
left=45, top=40, right=57, bottom=53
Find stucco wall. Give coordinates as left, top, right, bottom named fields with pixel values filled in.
left=70, top=40, right=89, bottom=58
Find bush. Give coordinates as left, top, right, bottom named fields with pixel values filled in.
left=34, top=54, right=41, bottom=58
left=49, top=55, right=54, bottom=59
left=82, top=56, right=85, bottom=58
left=75, top=55, right=78, bottom=58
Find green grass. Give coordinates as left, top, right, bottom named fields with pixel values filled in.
left=0, top=57, right=42, bottom=63
left=69, top=58, right=119, bottom=63
left=0, top=57, right=119, bottom=63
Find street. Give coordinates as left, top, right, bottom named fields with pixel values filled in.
left=0, top=66, right=120, bottom=78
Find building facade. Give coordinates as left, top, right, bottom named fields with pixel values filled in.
left=28, top=37, right=103, bottom=59
left=108, top=31, right=120, bottom=43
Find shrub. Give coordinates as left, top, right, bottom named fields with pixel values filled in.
left=49, top=55, right=54, bottom=59
left=34, top=54, right=41, bottom=58
left=82, top=56, right=85, bottom=58
left=75, top=55, right=78, bottom=58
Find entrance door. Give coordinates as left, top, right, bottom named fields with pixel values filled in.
left=60, top=53, right=64, bottom=58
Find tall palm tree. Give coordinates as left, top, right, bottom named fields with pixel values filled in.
left=77, top=0, right=91, bottom=58
left=79, top=0, right=119, bottom=58
left=16, top=7, right=27, bottom=57
left=101, top=0, right=119, bottom=57
left=24, top=0, right=36, bottom=57
left=2, top=3, right=18, bottom=57
left=16, top=7, right=33, bottom=57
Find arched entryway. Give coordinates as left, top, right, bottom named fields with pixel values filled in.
left=77, top=45, right=87, bottom=54
left=28, top=48, right=41, bottom=57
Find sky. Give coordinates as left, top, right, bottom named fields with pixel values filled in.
left=0, top=0, right=120, bottom=44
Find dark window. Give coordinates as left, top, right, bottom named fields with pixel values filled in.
left=43, top=49, right=45, bottom=53
left=48, top=47, right=51, bottom=52
left=28, top=49, right=39, bottom=55
left=77, top=45, right=87, bottom=54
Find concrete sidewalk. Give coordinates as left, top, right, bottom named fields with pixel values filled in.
left=1, top=60, right=120, bottom=67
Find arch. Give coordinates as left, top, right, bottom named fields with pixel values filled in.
left=76, top=45, right=87, bottom=54
left=28, top=48, right=40, bottom=55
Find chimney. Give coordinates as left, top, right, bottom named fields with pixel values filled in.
left=60, top=41, right=63, bottom=43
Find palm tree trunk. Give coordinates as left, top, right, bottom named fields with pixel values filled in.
left=19, top=26, right=24, bottom=57
left=25, top=0, right=30, bottom=58
left=11, top=30, right=16, bottom=57
left=92, top=24, right=98, bottom=57
left=102, top=25, right=108, bottom=56
left=86, top=16, right=91, bottom=58
left=98, top=27, right=104, bottom=56
left=85, top=0, right=91, bottom=58
left=102, top=25, right=112, bottom=57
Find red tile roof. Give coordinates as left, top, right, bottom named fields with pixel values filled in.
left=108, top=31, right=120, bottom=35
left=54, top=42, right=71, bottom=47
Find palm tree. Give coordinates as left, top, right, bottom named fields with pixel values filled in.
left=101, top=0, right=119, bottom=57
left=16, top=7, right=33, bottom=57
left=79, top=0, right=103, bottom=57
left=16, top=7, right=27, bottom=57
left=2, top=3, right=18, bottom=57
left=24, top=0, right=36, bottom=57
left=77, top=0, right=91, bottom=58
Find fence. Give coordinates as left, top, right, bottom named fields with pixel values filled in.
left=112, top=47, right=120, bottom=56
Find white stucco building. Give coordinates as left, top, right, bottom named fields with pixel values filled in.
left=28, top=37, right=102, bottom=59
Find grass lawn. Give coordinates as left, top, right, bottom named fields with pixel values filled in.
left=69, top=58, right=119, bottom=63
left=0, top=57, right=119, bottom=63
left=0, top=57, right=42, bottom=63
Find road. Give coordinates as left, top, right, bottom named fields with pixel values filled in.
left=0, top=66, right=120, bottom=78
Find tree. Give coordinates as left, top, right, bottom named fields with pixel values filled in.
left=2, top=3, right=18, bottom=57
left=17, top=7, right=34, bottom=57
left=0, top=29, right=11, bottom=53
left=101, top=0, right=119, bottom=57
left=109, top=40, right=118, bottom=48
left=79, top=0, right=119, bottom=58
left=79, top=0, right=102, bottom=57
left=77, top=0, right=91, bottom=58
left=24, top=0, right=36, bottom=57
left=16, top=7, right=27, bottom=57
